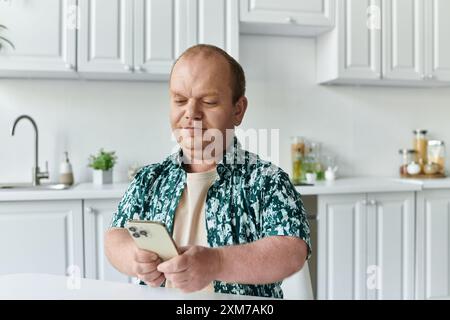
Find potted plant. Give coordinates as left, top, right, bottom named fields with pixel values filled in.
left=88, top=149, right=117, bottom=185
left=0, top=24, right=15, bottom=51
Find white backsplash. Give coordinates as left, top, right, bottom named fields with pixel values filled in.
left=1, top=34, right=450, bottom=184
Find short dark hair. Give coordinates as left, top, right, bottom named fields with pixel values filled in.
left=170, top=44, right=246, bottom=104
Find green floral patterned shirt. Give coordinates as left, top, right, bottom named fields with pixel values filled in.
left=111, top=137, right=311, bottom=299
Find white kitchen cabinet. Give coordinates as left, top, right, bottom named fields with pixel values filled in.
left=0, top=0, right=77, bottom=78
left=317, top=0, right=381, bottom=83
left=0, top=200, right=84, bottom=277
left=77, top=0, right=134, bottom=75
left=78, top=0, right=238, bottom=80
left=382, top=0, right=425, bottom=81
left=1, top=0, right=238, bottom=80
left=424, top=0, right=450, bottom=82
left=317, top=0, right=450, bottom=86
left=187, top=0, right=239, bottom=60
left=317, top=193, right=367, bottom=299
left=83, top=198, right=133, bottom=283
left=240, top=0, right=335, bottom=36
left=317, top=192, right=415, bottom=300
left=416, top=190, right=450, bottom=299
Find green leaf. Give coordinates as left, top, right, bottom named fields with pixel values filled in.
left=87, top=148, right=118, bottom=171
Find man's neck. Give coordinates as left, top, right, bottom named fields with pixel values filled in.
left=181, top=149, right=223, bottom=173
left=183, top=162, right=217, bottom=173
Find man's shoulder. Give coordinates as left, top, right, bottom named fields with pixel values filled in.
left=239, top=150, right=288, bottom=183
left=132, top=154, right=178, bottom=186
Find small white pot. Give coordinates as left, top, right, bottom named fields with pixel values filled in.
left=93, top=169, right=113, bottom=185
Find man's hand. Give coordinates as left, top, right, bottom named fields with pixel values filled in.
left=157, top=246, right=222, bottom=293
left=132, top=248, right=165, bottom=287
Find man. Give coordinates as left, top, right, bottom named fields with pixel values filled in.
left=105, top=44, right=311, bottom=298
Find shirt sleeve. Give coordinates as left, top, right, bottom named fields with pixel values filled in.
left=260, top=169, right=312, bottom=260
left=110, top=166, right=149, bottom=228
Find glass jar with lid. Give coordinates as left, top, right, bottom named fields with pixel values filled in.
left=427, top=140, right=446, bottom=175
left=413, top=129, right=428, bottom=171
left=291, top=136, right=306, bottom=185
left=399, top=149, right=418, bottom=177
left=308, top=141, right=325, bottom=180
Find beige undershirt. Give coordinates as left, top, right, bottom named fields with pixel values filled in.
left=165, top=168, right=218, bottom=292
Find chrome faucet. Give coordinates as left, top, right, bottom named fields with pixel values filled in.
left=11, top=115, right=49, bottom=186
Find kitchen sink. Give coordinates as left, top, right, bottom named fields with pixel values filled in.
left=0, top=183, right=73, bottom=190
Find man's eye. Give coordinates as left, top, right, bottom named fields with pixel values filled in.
left=174, top=100, right=187, bottom=105
left=204, top=101, right=217, bottom=105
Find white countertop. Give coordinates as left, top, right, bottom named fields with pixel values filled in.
left=1, top=177, right=450, bottom=202
left=0, top=182, right=129, bottom=201
left=295, top=177, right=423, bottom=195
left=0, top=273, right=267, bottom=300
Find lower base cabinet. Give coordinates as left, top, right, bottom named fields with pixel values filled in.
left=83, top=198, right=133, bottom=284
left=317, top=192, right=415, bottom=300
left=0, top=200, right=84, bottom=277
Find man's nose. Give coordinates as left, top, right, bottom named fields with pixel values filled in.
left=185, top=101, right=202, bottom=120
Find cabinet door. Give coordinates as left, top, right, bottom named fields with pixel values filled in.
left=186, top=0, right=239, bottom=60
left=0, top=200, right=84, bottom=276
left=240, top=0, right=335, bottom=34
left=338, top=0, right=381, bottom=79
left=317, top=194, right=367, bottom=300
left=425, top=0, right=450, bottom=81
left=382, top=0, right=425, bottom=80
left=83, top=199, right=133, bottom=283
left=133, top=0, right=189, bottom=76
left=0, top=0, right=77, bottom=76
left=367, top=192, right=415, bottom=300
left=77, top=0, right=133, bottom=73
left=416, top=190, right=450, bottom=299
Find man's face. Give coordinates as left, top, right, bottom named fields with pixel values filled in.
left=169, top=53, right=246, bottom=161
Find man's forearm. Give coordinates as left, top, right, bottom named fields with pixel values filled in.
left=104, top=228, right=136, bottom=277
left=215, top=236, right=308, bottom=285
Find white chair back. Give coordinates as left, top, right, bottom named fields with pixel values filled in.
left=281, top=262, right=314, bottom=300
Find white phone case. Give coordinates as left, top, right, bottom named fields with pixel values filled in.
left=125, top=220, right=179, bottom=261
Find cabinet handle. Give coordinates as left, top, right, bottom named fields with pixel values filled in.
left=421, top=74, right=426, bottom=80
left=65, top=63, right=74, bottom=70
left=361, top=200, right=368, bottom=206
left=86, top=206, right=95, bottom=214
left=124, top=65, right=132, bottom=72
left=427, top=74, right=434, bottom=80
left=369, top=199, right=377, bottom=206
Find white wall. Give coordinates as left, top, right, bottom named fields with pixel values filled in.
left=1, top=34, right=450, bottom=184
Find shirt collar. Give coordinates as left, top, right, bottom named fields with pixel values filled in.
left=170, top=135, right=245, bottom=175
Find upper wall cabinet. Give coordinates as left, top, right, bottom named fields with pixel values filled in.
left=317, top=0, right=450, bottom=86
left=0, top=0, right=77, bottom=78
left=77, top=0, right=134, bottom=76
left=317, top=0, right=381, bottom=83
left=424, top=0, right=450, bottom=82
left=0, top=0, right=238, bottom=80
left=240, top=0, right=335, bottom=36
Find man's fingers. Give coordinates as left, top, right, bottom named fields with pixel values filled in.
left=165, top=271, right=189, bottom=284
left=134, top=259, right=162, bottom=274
left=179, top=245, right=192, bottom=254
left=134, top=248, right=159, bottom=263
left=157, top=255, right=188, bottom=273
left=146, top=273, right=166, bottom=288
left=137, top=269, right=163, bottom=283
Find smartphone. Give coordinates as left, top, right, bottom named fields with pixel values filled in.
left=125, top=220, right=179, bottom=261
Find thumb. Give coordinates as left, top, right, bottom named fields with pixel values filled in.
left=179, top=245, right=192, bottom=254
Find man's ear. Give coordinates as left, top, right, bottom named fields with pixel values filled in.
left=233, top=96, right=248, bottom=126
